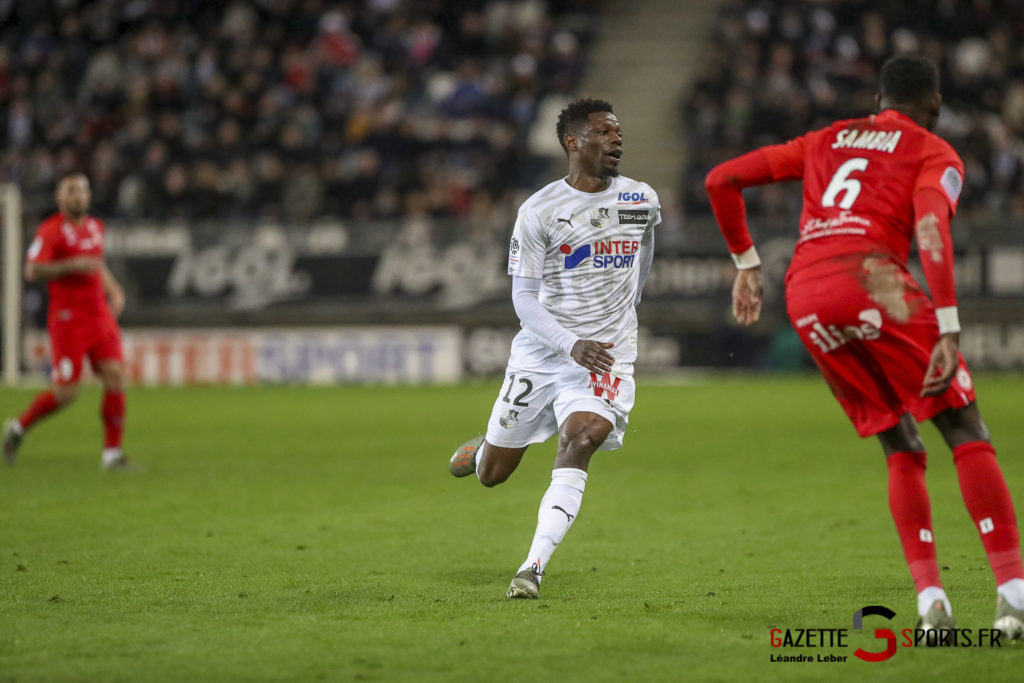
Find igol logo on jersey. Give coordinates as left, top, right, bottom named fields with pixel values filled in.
left=560, top=239, right=640, bottom=269
left=617, top=191, right=648, bottom=204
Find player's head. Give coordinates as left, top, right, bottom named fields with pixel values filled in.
left=876, top=54, right=942, bottom=131
left=556, top=98, right=621, bottom=180
left=56, top=173, right=91, bottom=219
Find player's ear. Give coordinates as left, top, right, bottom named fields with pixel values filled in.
left=564, top=133, right=577, bottom=152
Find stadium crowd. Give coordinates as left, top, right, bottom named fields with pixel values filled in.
left=0, top=0, right=595, bottom=235
left=684, top=0, right=1024, bottom=233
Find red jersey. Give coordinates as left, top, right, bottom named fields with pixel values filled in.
left=766, top=110, right=963, bottom=274
left=26, top=212, right=110, bottom=317
left=705, top=110, right=973, bottom=436
left=706, top=109, right=963, bottom=309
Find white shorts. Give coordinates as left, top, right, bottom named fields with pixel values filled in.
left=484, top=331, right=636, bottom=451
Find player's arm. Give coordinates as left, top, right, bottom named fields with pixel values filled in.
left=914, top=187, right=960, bottom=397
left=508, top=205, right=614, bottom=372
left=24, top=256, right=103, bottom=282
left=634, top=221, right=655, bottom=306
left=511, top=276, right=613, bottom=373
left=705, top=136, right=808, bottom=325
left=100, top=263, right=126, bottom=317
left=24, top=223, right=103, bottom=281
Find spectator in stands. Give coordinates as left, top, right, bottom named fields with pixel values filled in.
left=684, top=0, right=1024, bottom=233
left=0, top=0, right=597, bottom=236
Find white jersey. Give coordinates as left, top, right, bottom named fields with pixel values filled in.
left=507, top=175, right=661, bottom=364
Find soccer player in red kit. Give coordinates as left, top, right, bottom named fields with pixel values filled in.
left=705, top=54, right=1024, bottom=638
left=3, top=173, right=131, bottom=470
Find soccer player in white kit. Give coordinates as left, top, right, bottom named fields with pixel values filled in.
left=448, top=99, right=660, bottom=599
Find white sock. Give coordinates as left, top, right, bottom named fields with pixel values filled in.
left=474, top=441, right=486, bottom=480
left=102, top=447, right=123, bottom=467
left=997, top=578, right=1024, bottom=610
left=10, top=419, right=23, bottom=435
left=917, top=586, right=952, bottom=618
left=517, top=467, right=588, bottom=578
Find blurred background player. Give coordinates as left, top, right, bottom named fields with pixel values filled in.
left=448, top=99, right=660, bottom=599
left=705, top=54, right=1024, bottom=638
left=3, top=174, right=130, bottom=470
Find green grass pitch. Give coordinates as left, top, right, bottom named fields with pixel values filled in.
left=2, top=375, right=1023, bottom=681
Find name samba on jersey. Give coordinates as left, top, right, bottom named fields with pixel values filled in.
left=831, top=128, right=902, bottom=153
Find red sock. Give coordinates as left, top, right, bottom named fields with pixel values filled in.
left=18, top=390, right=61, bottom=430
left=101, top=390, right=126, bottom=449
left=953, top=441, right=1024, bottom=584
left=887, top=451, right=942, bottom=591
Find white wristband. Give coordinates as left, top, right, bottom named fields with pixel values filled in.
left=731, top=245, right=761, bottom=270
left=936, top=306, right=961, bottom=334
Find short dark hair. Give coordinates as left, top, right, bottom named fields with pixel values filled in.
left=556, top=98, right=614, bottom=151
left=880, top=54, right=939, bottom=104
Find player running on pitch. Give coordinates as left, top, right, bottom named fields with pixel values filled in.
left=3, top=173, right=131, bottom=470
left=705, top=54, right=1024, bottom=638
left=448, top=98, right=660, bottom=599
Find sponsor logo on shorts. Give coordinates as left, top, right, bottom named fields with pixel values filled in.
left=795, top=313, right=819, bottom=328
left=53, top=357, right=74, bottom=382
left=588, top=371, right=621, bottom=401
left=618, top=209, right=649, bottom=225
left=560, top=239, right=640, bottom=270
left=499, top=408, right=519, bottom=429
left=807, top=309, right=882, bottom=354
left=956, top=367, right=972, bottom=391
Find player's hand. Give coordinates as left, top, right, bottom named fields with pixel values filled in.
left=107, top=284, right=126, bottom=317
left=732, top=267, right=764, bottom=325
left=921, top=333, right=959, bottom=397
left=571, top=340, right=615, bottom=374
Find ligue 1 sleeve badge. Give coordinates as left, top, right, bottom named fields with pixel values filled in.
left=508, top=237, right=520, bottom=268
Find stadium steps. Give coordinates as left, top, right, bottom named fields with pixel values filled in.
left=579, top=0, right=720, bottom=198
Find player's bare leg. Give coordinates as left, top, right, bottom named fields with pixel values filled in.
left=449, top=437, right=527, bottom=485
left=878, top=414, right=954, bottom=634
left=508, top=411, right=612, bottom=599
left=3, top=382, right=79, bottom=465
left=96, top=360, right=130, bottom=470
left=932, top=403, right=1024, bottom=639
left=476, top=443, right=528, bottom=486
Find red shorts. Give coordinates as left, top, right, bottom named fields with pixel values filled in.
left=48, top=308, right=123, bottom=385
left=786, top=259, right=975, bottom=437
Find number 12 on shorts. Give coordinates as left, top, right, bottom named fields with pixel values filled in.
left=502, top=374, right=533, bottom=407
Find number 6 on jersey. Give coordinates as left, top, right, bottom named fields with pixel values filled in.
left=822, top=157, right=869, bottom=209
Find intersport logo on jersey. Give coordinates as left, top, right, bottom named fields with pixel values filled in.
left=560, top=239, right=640, bottom=270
